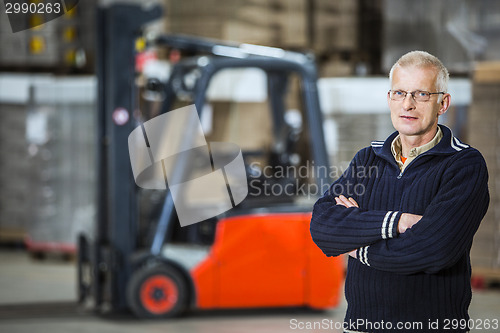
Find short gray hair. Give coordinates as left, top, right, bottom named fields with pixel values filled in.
left=389, top=51, right=449, bottom=93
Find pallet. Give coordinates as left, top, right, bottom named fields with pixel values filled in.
left=24, top=237, right=77, bottom=261
left=0, top=227, right=26, bottom=246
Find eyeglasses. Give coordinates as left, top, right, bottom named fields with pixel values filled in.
left=388, top=90, right=445, bottom=102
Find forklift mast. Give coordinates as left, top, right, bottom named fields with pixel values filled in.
left=82, top=2, right=332, bottom=314
left=91, top=3, right=163, bottom=312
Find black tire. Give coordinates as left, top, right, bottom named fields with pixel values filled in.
left=77, top=235, right=90, bottom=303
left=126, top=264, right=188, bottom=319
left=29, top=251, right=46, bottom=260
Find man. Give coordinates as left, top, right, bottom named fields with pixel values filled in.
left=310, top=51, right=489, bottom=333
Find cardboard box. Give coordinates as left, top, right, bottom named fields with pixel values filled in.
left=223, top=20, right=279, bottom=46
left=168, top=0, right=242, bottom=17
left=319, top=58, right=354, bottom=77
left=313, top=11, right=358, bottom=52
left=208, top=101, right=272, bottom=151
left=316, top=0, right=359, bottom=13
left=474, top=62, right=500, bottom=84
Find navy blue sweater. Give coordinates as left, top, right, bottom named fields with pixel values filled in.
left=310, top=125, right=489, bottom=333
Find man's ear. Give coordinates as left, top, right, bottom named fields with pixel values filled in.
left=438, top=93, right=451, bottom=116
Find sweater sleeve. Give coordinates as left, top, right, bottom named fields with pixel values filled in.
left=356, top=149, right=489, bottom=274
left=310, top=149, right=402, bottom=257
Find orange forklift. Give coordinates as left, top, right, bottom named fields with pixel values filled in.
left=77, top=3, right=344, bottom=318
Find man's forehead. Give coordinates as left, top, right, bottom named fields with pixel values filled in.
left=393, top=64, right=438, bottom=77
left=392, top=65, right=438, bottom=88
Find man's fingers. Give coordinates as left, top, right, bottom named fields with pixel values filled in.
left=398, top=213, right=424, bottom=234
left=348, top=197, right=359, bottom=207
left=335, top=197, right=348, bottom=207
left=338, top=195, right=355, bottom=207
left=335, top=195, right=360, bottom=208
left=338, top=195, right=351, bottom=207
left=335, top=196, right=347, bottom=207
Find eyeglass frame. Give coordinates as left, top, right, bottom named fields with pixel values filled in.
left=388, top=90, right=446, bottom=102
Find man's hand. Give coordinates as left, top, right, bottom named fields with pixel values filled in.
left=398, top=213, right=422, bottom=234
left=335, top=195, right=359, bottom=208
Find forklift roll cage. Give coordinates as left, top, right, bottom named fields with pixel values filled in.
left=78, top=3, right=342, bottom=317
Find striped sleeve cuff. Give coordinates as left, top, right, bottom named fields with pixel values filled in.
left=381, top=211, right=402, bottom=239
left=357, top=246, right=370, bottom=266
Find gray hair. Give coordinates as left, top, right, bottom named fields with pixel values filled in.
left=389, top=51, right=449, bottom=94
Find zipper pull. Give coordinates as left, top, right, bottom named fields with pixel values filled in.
left=397, top=172, right=403, bottom=179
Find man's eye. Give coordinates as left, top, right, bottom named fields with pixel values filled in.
left=416, top=91, right=429, bottom=97
left=394, top=91, right=404, bottom=96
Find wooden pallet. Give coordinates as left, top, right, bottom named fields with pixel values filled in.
left=0, top=227, right=26, bottom=245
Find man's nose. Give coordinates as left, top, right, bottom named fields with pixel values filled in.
left=403, top=93, right=416, bottom=110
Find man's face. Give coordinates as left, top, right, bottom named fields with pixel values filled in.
left=388, top=65, right=449, bottom=139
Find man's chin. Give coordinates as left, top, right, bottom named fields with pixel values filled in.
left=393, top=124, right=421, bottom=137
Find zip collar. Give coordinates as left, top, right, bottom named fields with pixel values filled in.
left=371, top=125, right=469, bottom=165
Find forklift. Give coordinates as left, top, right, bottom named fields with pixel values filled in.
left=77, top=3, right=344, bottom=318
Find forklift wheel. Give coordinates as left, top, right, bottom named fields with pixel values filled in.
left=126, top=264, right=188, bottom=319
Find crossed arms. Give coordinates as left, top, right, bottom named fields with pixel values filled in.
left=334, top=194, right=422, bottom=259
left=310, top=148, right=489, bottom=274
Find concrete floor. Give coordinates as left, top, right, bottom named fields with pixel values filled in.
left=0, top=249, right=499, bottom=333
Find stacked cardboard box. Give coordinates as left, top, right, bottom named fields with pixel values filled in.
left=324, top=113, right=394, bottom=170
left=314, top=0, right=360, bottom=77
left=468, top=62, right=500, bottom=273
left=164, top=0, right=361, bottom=76
left=166, top=0, right=307, bottom=49
left=207, top=101, right=273, bottom=151
left=313, top=0, right=359, bottom=53
left=0, top=104, right=30, bottom=242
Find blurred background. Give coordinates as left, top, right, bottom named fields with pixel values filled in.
left=0, top=0, right=500, bottom=332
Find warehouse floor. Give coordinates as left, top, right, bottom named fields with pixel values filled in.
left=0, top=249, right=499, bottom=333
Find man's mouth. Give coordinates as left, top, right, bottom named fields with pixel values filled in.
left=400, top=115, right=418, bottom=120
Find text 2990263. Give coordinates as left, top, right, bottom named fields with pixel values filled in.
left=5, top=1, right=62, bottom=15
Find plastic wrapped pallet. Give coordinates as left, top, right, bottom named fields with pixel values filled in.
left=24, top=76, right=97, bottom=255
left=468, top=62, right=500, bottom=274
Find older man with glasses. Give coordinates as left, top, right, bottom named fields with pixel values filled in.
left=311, top=51, right=489, bottom=333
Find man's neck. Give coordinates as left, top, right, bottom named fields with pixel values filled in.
left=399, top=127, right=439, bottom=157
